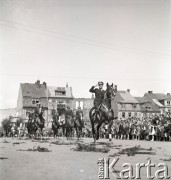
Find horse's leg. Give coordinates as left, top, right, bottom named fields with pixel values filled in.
left=96, top=122, right=103, bottom=140
left=108, top=120, right=114, bottom=141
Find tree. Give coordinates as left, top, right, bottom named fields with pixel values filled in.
left=1, top=117, right=11, bottom=130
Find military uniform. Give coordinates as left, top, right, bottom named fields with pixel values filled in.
left=66, top=109, right=74, bottom=117
left=89, top=85, right=105, bottom=109
left=76, top=108, right=83, bottom=119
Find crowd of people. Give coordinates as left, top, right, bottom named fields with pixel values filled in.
left=99, top=114, right=171, bottom=142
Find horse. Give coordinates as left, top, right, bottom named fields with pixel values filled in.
left=27, top=113, right=38, bottom=139
left=52, top=112, right=60, bottom=138
left=74, top=110, right=84, bottom=140
left=89, top=83, right=116, bottom=143
left=65, top=114, right=75, bottom=140
left=35, top=107, right=45, bottom=140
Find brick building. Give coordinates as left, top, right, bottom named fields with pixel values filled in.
left=17, top=80, right=48, bottom=123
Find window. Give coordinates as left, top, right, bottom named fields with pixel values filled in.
left=76, top=101, right=79, bottom=109
left=167, top=101, right=170, bottom=105
left=128, top=112, right=131, bottom=117
left=133, top=104, right=137, bottom=108
left=55, top=90, right=66, bottom=96
left=122, top=112, right=125, bottom=118
left=121, top=104, right=125, bottom=108
left=134, top=112, right=137, bottom=117
left=32, top=98, right=39, bottom=105
left=80, top=101, right=84, bottom=109
left=65, top=100, right=69, bottom=104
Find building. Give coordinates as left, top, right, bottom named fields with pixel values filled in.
left=17, top=80, right=48, bottom=123
left=112, top=89, right=142, bottom=119
left=47, top=83, right=74, bottom=125
left=17, top=80, right=74, bottom=127
left=143, top=91, right=171, bottom=115
left=73, top=97, right=94, bottom=124
left=135, top=97, right=160, bottom=117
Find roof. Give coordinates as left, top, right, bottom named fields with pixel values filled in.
left=139, top=102, right=160, bottom=113
left=115, top=91, right=139, bottom=104
left=21, top=83, right=47, bottom=98
left=152, top=99, right=164, bottom=107
left=144, top=93, right=171, bottom=101
left=135, top=96, right=161, bottom=112
left=135, top=97, right=150, bottom=103
left=48, top=86, right=74, bottom=99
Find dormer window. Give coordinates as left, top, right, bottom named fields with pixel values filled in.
left=167, top=101, right=170, bottom=105
left=54, top=87, right=66, bottom=96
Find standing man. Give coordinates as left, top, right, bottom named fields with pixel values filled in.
left=89, top=81, right=105, bottom=112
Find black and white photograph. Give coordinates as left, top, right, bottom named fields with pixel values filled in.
left=0, top=0, right=171, bottom=179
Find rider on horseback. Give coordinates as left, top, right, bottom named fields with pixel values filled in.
left=89, top=81, right=105, bottom=119
left=65, top=105, right=74, bottom=118
left=75, top=107, right=84, bottom=126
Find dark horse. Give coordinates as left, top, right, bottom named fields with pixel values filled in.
left=74, top=110, right=84, bottom=140
left=27, top=107, right=45, bottom=140
left=27, top=113, right=38, bottom=138
left=52, top=112, right=60, bottom=138
left=65, top=114, right=75, bottom=139
left=52, top=111, right=66, bottom=138
left=89, top=83, right=116, bottom=143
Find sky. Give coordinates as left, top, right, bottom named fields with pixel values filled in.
left=0, top=0, right=171, bottom=109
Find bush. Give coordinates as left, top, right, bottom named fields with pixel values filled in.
left=1, top=117, right=11, bottom=130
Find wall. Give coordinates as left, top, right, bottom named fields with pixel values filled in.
left=17, top=86, right=23, bottom=109
left=73, top=98, right=94, bottom=123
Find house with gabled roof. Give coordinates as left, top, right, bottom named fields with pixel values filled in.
left=143, top=91, right=171, bottom=115
left=135, top=96, right=160, bottom=117
left=111, top=89, right=142, bottom=119
left=17, top=80, right=48, bottom=121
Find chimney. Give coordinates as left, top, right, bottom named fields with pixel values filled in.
left=35, top=79, right=40, bottom=85
left=127, top=89, right=130, bottom=93
left=148, top=91, right=153, bottom=94
left=167, top=93, right=170, bottom=96
left=66, top=82, right=68, bottom=88
left=43, top=82, right=46, bottom=88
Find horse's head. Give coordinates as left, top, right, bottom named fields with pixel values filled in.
left=106, top=83, right=116, bottom=99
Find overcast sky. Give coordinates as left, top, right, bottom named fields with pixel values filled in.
left=0, top=0, right=171, bottom=109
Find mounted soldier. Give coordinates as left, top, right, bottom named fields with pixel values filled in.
left=75, top=107, right=84, bottom=124
left=89, top=81, right=105, bottom=119
left=74, top=107, right=84, bottom=139
left=65, top=105, right=74, bottom=118
left=65, top=105, right=74, bottom=139
left=89, top=82, right=117, bottom=142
